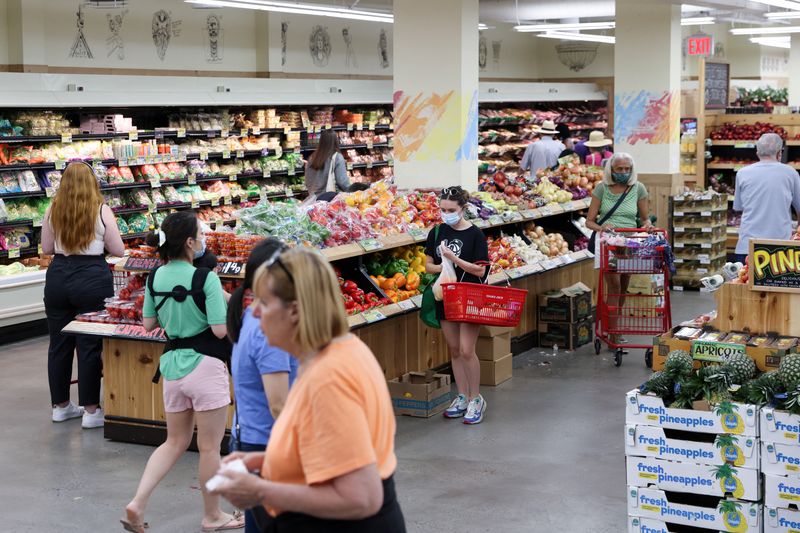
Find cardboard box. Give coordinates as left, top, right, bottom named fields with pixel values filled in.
left=765, top=473, right=800, bottom=509
left=476, top=333, right=511, bottom=361
left=625, top=424, right=758, bottom=469
left=538, top=318, right=593, bottom=351
left=762, top=441, right=800, bottom=477
left=765, top=506, right=800, bottom=532
left=625, top=390, right=759, bottom=437
left=761, top=408, right=800, bottom=446
left=629, top=515, right=753, bottom=533
left=628, top=486, right=761, bottom=532
left=388, top=372, right=451, bottom=418
left=479, top=353, right=512, bottom=386
left=478, top=325, right=513, bottom=338
left=538, top=282, right=592, bottom=323
left=626, top=456, right=761, bottom=501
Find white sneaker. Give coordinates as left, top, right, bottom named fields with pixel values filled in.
left=52, top=402, right=84, bottom=422
left=443, top=394, right=468, bottom=418
left=464, top=395, right=486, bottom=425
left=82, top=408, right=104, bottom=429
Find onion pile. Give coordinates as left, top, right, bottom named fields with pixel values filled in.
left=523, top=224, right=570, bottom=258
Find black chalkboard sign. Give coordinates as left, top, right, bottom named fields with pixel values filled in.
left=749, top=239, right=800, bottom=293
left=704, top=61, right=730, bottom=110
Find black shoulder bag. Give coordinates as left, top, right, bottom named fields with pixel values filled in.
left=588, top=184, right=633, bottom=252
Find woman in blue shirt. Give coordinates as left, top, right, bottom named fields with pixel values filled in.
left=226, top=237, right=298, bottom=533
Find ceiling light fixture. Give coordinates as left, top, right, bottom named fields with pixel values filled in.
left=751, top=0, right=800, bottom=10
left=515, top=22, right=616, bottom=32
left=750, top=36, right=791, bottom=47
left=479, top=23, right=488, bottom=30
left=537, top=31, right=615, bottom=44
left=184, top=0, right=393, bottom=23
left=681, top=17, right=715, bottom=26
left=765, top=11, right=800, bottom=18
left=731, top=25, right=800, bottom=34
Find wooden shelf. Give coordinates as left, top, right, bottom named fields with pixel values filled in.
left=708, top=140, right=757, bottom=147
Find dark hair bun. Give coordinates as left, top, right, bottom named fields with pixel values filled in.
left=144, top=230, right=160, bottom=248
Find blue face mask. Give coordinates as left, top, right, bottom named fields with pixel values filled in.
left=194, top=237, right=206, bottom=259
left=443, top=212, right=461, bottom=226
left=612, top=171, right=631, bottom=184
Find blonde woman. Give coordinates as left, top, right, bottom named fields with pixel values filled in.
left=213, top=247, right=406, bottom=532
left=41, top=162, right=125, bottom=427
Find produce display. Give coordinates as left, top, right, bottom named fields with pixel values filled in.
left=523, top=223, right=572, bottom=258
left=732, top=86, right=788, bottom=109
left=487, top=237, right=526, bottom=274
left=336, top=268, right=391, bottom=316
left=709, top=121, right=787, bottom=141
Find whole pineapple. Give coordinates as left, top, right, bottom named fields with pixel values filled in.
left=739, top=371, right=783, bottom=405
left=664, top=350, right=694, bottom=379
left=779, top=354, right=800, bottom=391
left=641, top=371, right=674, bottom=398
left=725, top=352, right=756, bottom=384
left=700, top=364, right=733, bottom=403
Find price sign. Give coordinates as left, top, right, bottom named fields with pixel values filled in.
left=347, top=123, right=354, bottom=131
left=207, top=130, right=217, bottom=139
left=674, top=211, right=685, bottom=217
left=675, top=242, right=685, bottom=248
left=211, top=198, right=220, bottom=207
left=124, top=257, right=162, bottom=271
left=55, top=160, right=66, bottom=170
left=287, top=165, right=296, bottom=176
left=236, top=150, right=245, bottom=159
left=734, top=142, right=755, bottom=149
left=222, top=150, right=231, bottom=160
left=509, top=212, right=523, bottom=222
left=199, top=151, right=208, bottom=161
left=474, top=219, right=489, bottom=228
left=263, top=169, right=271, bottom=178
left=506, top=267, right=524, bottom=280
left=61, top=133, right=72, bottom=143
left=397, top=299, right=416, bottom=311
left=45, top=187, right=55, bottom=198
left=488, top=215, right=504, bottom=226
left=701, top=243, right=711, bottom=249
left=228, top=174, right=237, bottom=182
left=191, top=199, right=199, bottom=209
left=366, top=161, right=373, bottom=169
left=362, top=309, right=386, bottom=323
left=387, top=160, right=394, bottom=167
left=359, top=238, right=384, bottom=252
left=177, top=128, right=187, bottom=138
left=275, top=146, right=283, bottom=158
left=218, top=261, right=244, bottom=276
left=701, top=211, right=712, bottom=217
left=252, top=127, right=261, bottom=135
left=221, top=129, right=229, bottom=138
left=314, top=125, right=322, bottom=133
left=674, top=227, right=685, bottom=233
left=368, top=122, right=376, bottom=131
left=366, top=139, right=374, bottom=149
left=408, top=228, right=428, bottom=241
left=149, top=179, right=161, bottom=188
left=223, top=195, right=232, bottom=205
left=356, top=122, right=363, bottom=131
left=346, top=163, right=354, bottom=171
left=520, top=209, right=537, bottom=219
left=188, top=175, right=197, bottom=185
left=702, top=227, right=712, bottom=233
left=410, top=294, right=423, bottom=308
left=128, top=130, right=138, bottom=141
left=325, top=123, right=332, bottom=130
left=37, top=243, right=43, bottom=255
left=539, top=206, right=552, bottom=217
left=285, top=188, right=294, bottom=198
left=8, top=248, right=20, bottom=259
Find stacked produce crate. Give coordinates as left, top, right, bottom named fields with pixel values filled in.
left=626, top=387, right=762, bottom=532
left=670, top=191, right=728, bottom=290
left=762, top=408, right=800, bottom=531
left=537, top=282, right=593, bottom=351
left=476, top=325, right=513, bottom=386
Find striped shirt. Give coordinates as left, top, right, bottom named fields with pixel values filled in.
left=592, top=182, right=648, bottom=229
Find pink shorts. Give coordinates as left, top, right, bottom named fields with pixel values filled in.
left=163, top=356, right=231, bottom=413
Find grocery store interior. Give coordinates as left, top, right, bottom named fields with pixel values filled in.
left=2, top=0, right=800, bottom=532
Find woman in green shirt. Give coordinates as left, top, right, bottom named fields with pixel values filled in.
left=123, top=212, right=243, bottom=533
left=586, top=153, right=652, bottom=346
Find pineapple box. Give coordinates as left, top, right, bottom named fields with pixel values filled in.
left=626, top=456, right=760, bottom=501
left=625, top=424, right=759, bottom=469
left=628, top=486, right=761, bottom=532
left=762, top=441, right=800, bottom=477
left=628, top=515, right=753, bottom=533
left=761, top=407, right=800, bottom=446
left=765, top=506, right=800, bottom=533
left=626, top=390, right=759, bottom=437
left=765, top=472, right=800, bottom=509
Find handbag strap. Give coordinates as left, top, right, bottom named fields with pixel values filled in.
left=597, top=184, right=634, bottom=226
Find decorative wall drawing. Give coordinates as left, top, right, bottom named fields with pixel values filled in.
left=152, top=10, right=182, bottom=61
left=455, top=91, right=479, bottom=162
left=379, top=29, right=389, bottom=69
left=478, top=34, right=487, bottom=70
left=492, top=41, right=501, bottom=70
left=106, top=10, right=127, bottom=60
left=343, top=28, right=358, bottom=68
left=205, top=14, right=224, bottom=62
left=394, top=90, right=467, bottom=162
left=309, top=25, right=331, bottom=67
left=615, top=90, right=679, bottom=145
left=281, top=22, right=289, bottom=66
left=69, top=4, right=93, bottom=59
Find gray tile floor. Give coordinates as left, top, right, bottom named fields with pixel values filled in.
left=0, top=291, right=714, bottom=532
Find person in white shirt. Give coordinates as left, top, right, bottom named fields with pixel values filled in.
left=520, top=120, right=565, bottom=174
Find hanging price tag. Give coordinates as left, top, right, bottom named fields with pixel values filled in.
left=199, top=151, right=209, bottom=161
left=222, top=150, right=231, bottom=160
left=176, top=128, right=186, bottom=138
left=228, top=174, right=237, bottom=182
left=287, top=166, right=296, bottom=176
left=368, top=122, right=376, bottom=131
left=38, top=243, right=43, bottom=255
left=61, top=133, right=72, bottom=143
left=263, top=169, right=271, bottom=178
left=366, top=139, right=374, bottom=149
left=314, top=125, right=322, bottom=133
left=55, top=160, right=66, bottom=170
left=240, top=129, right=248, bottom=137
left=306, top=126, right=314, bottom=134
left=347, top=123, right=354, bottom=131
left=211, top=198, right=220, bottom=207
left=8, top=248, right=21, bottom=259
left=284, top=188, right=294, bottom=198
left=224, top=195, right=232, bottom=205
left=275, top=146, right=283, bottom=158
left=408, top=228, right=428, bottom=241
left=150, top=179, right=161, bottom=188
left=284, top=126, right=291, bottom=135
left=148, top=203, right=156, bottom=214
left=388, top=159, right=394, bottom=167
left=191, top=199, right=199, bottom=209
left=128, top=130, right=138, bottom=141
left=253, top=127, right=261, bottom=135
left=388, top=138, right=394, bottom=148
left=325, top=123, right=332, bottom=130
left=356, top=122, right=363, bottom=131
left=346, top=163, right=354, bottom=171
left=236, top=150, right=245, bottom=158
left=221, top=129, right=229, bottom=138
left=359, top=238, right=383, bottom=252
left=366, top=161, right=373, bottom=169
left=361, top=309, right=386, bottom=323
left=188, top=175, right=197, bottom=185
left=45, top=187, right=55, bottom=198
left=259, top=190, right=267, bottom=201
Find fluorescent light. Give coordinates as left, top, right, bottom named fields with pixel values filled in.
left=750, top=36, right=791, bottom=47
left=537, top=31, right=615, bottom=44
left=184, top=0, right=393, bottom=22
left=731, top=25, right=800, bottom=34
left=479, top=23, right=488, bottom=30
left=765, top=11, right=800, bottom=18
left=681, top=17, right=715, bottom=26
left=515, top=22, right=616, bottom=32
left=751, top=0, right=800, bottom=10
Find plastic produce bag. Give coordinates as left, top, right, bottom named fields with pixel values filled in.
left=432, top=243, right=457, bottom=302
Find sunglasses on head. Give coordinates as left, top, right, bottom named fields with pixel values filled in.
left=264, top=245, right=296, bottom=288
left=441, top=186, right=462, bottom=197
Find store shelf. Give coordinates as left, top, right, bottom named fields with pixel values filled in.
left=787, top=140, right=800, bottom=146
left=708, top=140, right=758, bottom=147
left=706, top=163, right=751, bottom=170
left=347, top=161, right=391, bottom=170
left=0, top=247, right=38, bottom=259
left=120, top=232, right=151, bottom=241
left=112, top=206, right=150, bottom=216
left=0, top=190, right=47, bottom=200
left=0, top=219, right=36, bottom=229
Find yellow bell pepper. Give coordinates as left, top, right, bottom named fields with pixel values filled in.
left=402, top=249, right=415, bottom=263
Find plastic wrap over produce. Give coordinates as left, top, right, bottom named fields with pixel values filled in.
left=234, top=199, right=330, bottom=247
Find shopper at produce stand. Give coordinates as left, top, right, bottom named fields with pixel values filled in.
left=733, top=132, right=800, bottom=263
left=42, top=161, right=125, bottom=428
left=555, top=123, right=576, bottom=160
left=213, top=247, right=406, bottom=531
left=520, top=119, right=565, bottom=174
left=585, top=153, right=651, bottom=345
left=583, top=131, right=614, bottom=167
left=425, top=186, right=490, bottom=424
left=305, top=129, right=351, bottom=197
left=123, top=211, right=243, bottom=533
left=226, top=238, right=298, bottom=533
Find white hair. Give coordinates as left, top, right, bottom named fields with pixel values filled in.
left=757, top=133, right=783, bottom=158
left=602, top=152, right=638, bottom=186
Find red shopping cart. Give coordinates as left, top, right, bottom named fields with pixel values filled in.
left=594, top=228, right=672, bottom=367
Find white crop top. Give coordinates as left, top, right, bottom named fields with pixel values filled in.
left=53, top=208, right=106, bottom=256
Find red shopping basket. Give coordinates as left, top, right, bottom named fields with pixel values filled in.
left=442, top=282, right=528, bottom=327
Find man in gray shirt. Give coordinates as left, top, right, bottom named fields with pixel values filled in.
left=520, top=120, right=565, bottom=175
left=733, top=133, right=800, bottom=262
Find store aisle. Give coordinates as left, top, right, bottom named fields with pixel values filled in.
left=0, top=291, right=713, bottom=533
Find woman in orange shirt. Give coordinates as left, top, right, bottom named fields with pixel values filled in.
left=213, top=247, right=405, bottom=532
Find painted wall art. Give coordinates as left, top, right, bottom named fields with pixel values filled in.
left=455, top=91, right=479, bottom=161
left=69, top=4, right=93, bottom=59
left=378, top=29, right=389, bottom=69
left=281, top=22, right=289, bottom=66
left=152, top=9, right=182, bottom=61
left=614, top=90, right=679, bottom=145
left=309, top=25, right=331, bottom=67
left=205, top=14, right=224, bottom=62
left=106, top=10, right=127, bottom=60
left=479, top=34, right=487, bottom=70
left=343, top=28, right=358, bottom=68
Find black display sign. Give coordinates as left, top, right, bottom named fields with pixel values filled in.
left=124, top=257, right=162, bottom=271
left=749, top=239, right=800, bottom=293
left=217, top=261, right=245, bottom=276
left=704, top=61, right=730, bottom=110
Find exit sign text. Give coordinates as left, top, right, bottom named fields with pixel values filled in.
left=687, top=35, right=712, bottom=56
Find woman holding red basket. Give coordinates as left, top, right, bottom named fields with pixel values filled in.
left=425, top=186, right=490, bottom=425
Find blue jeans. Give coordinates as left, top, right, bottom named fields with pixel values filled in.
left=229, top=437, right=267, bottom=533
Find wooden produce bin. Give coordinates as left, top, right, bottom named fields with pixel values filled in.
left=714, top=282, right=800, bottom=337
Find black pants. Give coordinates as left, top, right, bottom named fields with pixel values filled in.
left=252, top=475, right=405, bottom=533
left=44, top=255, right=113, bottom=406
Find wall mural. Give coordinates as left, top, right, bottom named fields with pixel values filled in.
left=379, top=29, right=390, bottom=69
left=281, top=22, right=289, bottom=66
left=106, top=10, right=127, bottom=60
left=152, top=9, right=182, bottom=61
left=69, top=4, right=93, bottom=59
left=614, top=90, right=679, bottom=145
left=205, top=14, right=224, bottom=62
left=343, top=27, right=358, bottom=68
left=309, top=25, right=332, bottom=67
left=478, top=34, right=487, bottom=70
left=455, top=90, right=479, bottom=161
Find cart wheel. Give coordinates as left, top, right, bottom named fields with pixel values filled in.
left=645, top=348, right=653, bottom=369
left=614, top=349, right=624, bottom=367
left=594, top=338, right=602, bottom=355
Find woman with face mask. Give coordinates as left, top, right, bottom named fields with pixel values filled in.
left=123, top=211, right=242, bottom=533
left=585, top=152, right=652, bottom=346
left=424, top=186, right=490, bottom=425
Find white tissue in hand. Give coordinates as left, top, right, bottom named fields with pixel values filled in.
left=205, top=458, right=248, bottom=492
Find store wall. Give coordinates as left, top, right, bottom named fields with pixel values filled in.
left=477, top=24, right=540, bottom=80
left=0, top=0, right=8, bottom=66
left=535, top=40, right=615, bottom=79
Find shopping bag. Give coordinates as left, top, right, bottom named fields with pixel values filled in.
left=420, top=284, right=440, bottom=329
left=432, top=243, right=457, bottom=302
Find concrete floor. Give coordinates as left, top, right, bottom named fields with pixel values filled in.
left=0, top=291, right=714, bottom=533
